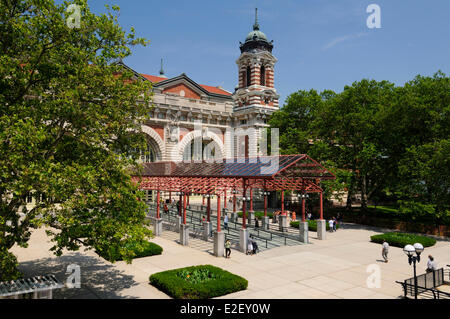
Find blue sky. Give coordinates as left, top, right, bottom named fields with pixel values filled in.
left=87, top=0, right=449, bottom=105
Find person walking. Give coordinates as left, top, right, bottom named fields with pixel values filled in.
left=225, top=240, right=231, bottom=258
left=426, top=255, right=437, bottom=272
left=255, top=217, right=259, bottom=229
left=382, top=240, right=389, bottom=263
left=247, top=239, right=253, bottom=255
left=333, top=217, right=337, bottom=232
left=224, top=214, right=229, bottom=230
left=307, top=212, right=312, bottom=221
left=252, top=240, right=259, bottom=255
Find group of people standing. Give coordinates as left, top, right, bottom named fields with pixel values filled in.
left=328, top=213, right=343, bottom=232
left=224, top=237, right=259, bottom=259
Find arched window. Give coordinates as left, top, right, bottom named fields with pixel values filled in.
left=141, top=143, right=156, bottom=162
left=260, top=65, right=266, bottom=86
left=246, top=66, right=251, bottom=87
left=183, top=140, right=218, bottom=161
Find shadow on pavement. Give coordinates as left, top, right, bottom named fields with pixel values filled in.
left=18, top=253, right=139, bottom=299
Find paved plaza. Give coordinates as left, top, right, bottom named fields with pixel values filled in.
left=11, top=220, right=450, bottom=299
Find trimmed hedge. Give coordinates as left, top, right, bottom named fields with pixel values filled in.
left=149, top=265, right=248, bottom=299
left=290, top=220, right=340, bottom=231
left=370, top=232, right=436, bottom=248
left=96, top=241, right=163, bottom=262
left=237, top=211, right=274, bottom=219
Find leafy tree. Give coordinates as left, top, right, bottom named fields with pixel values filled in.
left=397, top=139, right=450, bottom=225
left=271, top=72, right=449, bottom=223
left=0, top=0, right=153, bottom=280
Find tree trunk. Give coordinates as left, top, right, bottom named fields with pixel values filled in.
left=361, top=174, right=368, bottom=211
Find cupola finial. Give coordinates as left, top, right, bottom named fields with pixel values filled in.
left=253, top=8, right=259, bottom=31
left=159, top=58, right=165, bottom=76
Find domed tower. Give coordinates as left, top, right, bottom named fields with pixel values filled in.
left=233, top=8, right=279, bottom=109
left=231, top=8, right=279, bottom=158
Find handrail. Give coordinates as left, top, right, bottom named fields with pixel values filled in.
left=396, top=281, right=450, bottom=299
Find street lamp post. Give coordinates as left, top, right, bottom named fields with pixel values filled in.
left=403, top=243, right=424, bottom=299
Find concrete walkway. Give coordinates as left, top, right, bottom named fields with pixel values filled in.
left=10, top=223, right=450, bottom=299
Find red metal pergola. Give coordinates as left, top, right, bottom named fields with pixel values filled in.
left=131, top=155, right=335, bottom=232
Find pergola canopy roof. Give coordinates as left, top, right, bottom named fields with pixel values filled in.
left=132, top=155, right=335, bottom=194
left=139, top=155, right=334, bottom=180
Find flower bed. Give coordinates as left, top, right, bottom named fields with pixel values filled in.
left=149, top=265, right=248, bottom=299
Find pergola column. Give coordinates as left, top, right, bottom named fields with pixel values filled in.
left=239, top=179, right=248, bottom=253
left=262, top=190, right=269, bottom=230
left=207, top=195, right=211, bottom=222
left=224, top=189, right=227, bottom=209
left=230, top=190, right=237, bottom=223
left=154, top=190, right=163, bottom=236
left=279, top=191, right=287, bottom=232
left=248, top=188, right=255, bottom=226
left=317, top=191, right=326, bottom=240
left=180, top=192, right=189, bottom=245
left=299, top=195, right=308, bottom=243
left=214, top=194, right=225, bottom=257
left=156, top=190, right=160, bottom=219
left=175, top=192, right=182, bottom=232
left=203, top=194, right=212, bottom=240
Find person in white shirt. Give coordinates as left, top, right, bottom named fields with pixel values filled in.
left=382, top=240, right=389, bottom=263
left=426, top=255, right=437, bottom=272
left=247, top=239, right=253, bottom=255
left=328, top=219, right=334, bottom=232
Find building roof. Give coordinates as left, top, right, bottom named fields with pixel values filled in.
left=140, top=73, right=232, bottom=96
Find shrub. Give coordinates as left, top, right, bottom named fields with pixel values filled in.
left=96, top=241, right=163, bottom=262
left=370, top=232, right=436, bottom=248
left=149, top=265, right=248, bottom=299
left=290, top=220, right=339, bottom=231
left=237, top=211, right=273, bottom=219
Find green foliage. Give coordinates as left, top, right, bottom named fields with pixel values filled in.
left=237, top=211, right=273, bottom=218
left=370, top=232, right=436, bottom=248
left=177, top=268, right=217, bottom=285
left=0, top=248, right=22, bottom=281
left=96, top=241, right=163, bottom=263
left=149, top=265, right=248, bottom=299
left=271, top=72, right=449, bottom=223
left=0, top=0, right=154, bottom=277
left=290, top=220, right=339, bottom=231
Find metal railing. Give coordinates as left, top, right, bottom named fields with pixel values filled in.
left=396, top=280, right=450, bottom=299
left=404, top=268, right=444, bottom=290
